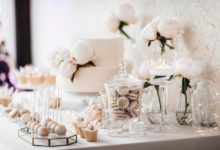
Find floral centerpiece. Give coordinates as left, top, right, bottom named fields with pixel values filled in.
left=138, top=17, right=184, bottom=123
left=49, top=40, right=95, bottom=82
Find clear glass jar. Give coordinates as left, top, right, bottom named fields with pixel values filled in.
left=105, top=75, right=142, bottom=137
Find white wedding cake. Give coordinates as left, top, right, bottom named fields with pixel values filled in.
left=57, top=33, right=129, bottom=93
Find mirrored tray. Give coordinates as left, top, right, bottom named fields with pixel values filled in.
left=18, top=127, right=77, bottom=147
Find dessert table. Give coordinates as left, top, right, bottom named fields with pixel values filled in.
left=0, top=116, right=220, bottom=150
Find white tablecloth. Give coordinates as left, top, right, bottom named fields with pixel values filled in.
left=0, top=115, right=220, bottom=150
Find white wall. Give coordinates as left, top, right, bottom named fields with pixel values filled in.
left=31, top=0, right=118, bottom=67
left=31, top=0, right=220, bottom=86
left=0, top=0, right=16, bottom=59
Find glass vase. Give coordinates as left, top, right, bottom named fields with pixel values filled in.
left=176, top=86, right=192, bottom=125
left=191, top=80, right=218, bottom=132
left=146, top=85, right=162, bottom=124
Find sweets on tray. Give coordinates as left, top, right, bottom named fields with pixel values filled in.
left=17, top=66, right=56, bottom=86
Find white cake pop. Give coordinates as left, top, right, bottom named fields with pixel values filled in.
left=21, top=113, right=32, bottom=124
left=38, top=127, right=49, bottom=136
left=55, top=124, right=67, bottom=135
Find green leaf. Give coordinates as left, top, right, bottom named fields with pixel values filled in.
left=119, top=21, right=133, bottom=40
left=144, top=81, right=152, bottom=88
left=148, top=40, right=152, bottom=47
left=181, top=77, right=190, bottom=95
left=154, top=75, right=166, bottom=79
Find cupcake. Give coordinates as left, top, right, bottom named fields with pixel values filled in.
left=29, top=75, right=45, bottom=85
left=44, top=73, right=56, bottom=85
left=0, top=96, right=11, bottom=107
left=82, top=124, right=98, bottom=142
left=73, top=116, right=87, bottom=138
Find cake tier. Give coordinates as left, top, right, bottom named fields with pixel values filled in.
left=57, top=66, right=119, bottom=93
left=78, top=33, right=124, bottom=67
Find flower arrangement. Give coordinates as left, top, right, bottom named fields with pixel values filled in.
left=174, top=58, right=202, bottom=124
left=49, top=40, right=95, bottom=81
left=141, top=17, right=183, bottom=55
left=103, top=3, right=137, bottom=40
left=138, top=17, right=184, bottom=113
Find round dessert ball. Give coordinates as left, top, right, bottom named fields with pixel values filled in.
left=41, top=118, right=52, bottom=127
left=19, top=109, right=30, bottom=117
left=33, top=113, right=41, bottom=122
left=51, top=123, right=59, bottom=133
left=55, top=124, right=67, bottom=136
left=34, top=124, right=41, bottom=133
left=30, top=122, right=38, bottom=131
left=27, top=120, right=35, bottom=128
left=21, top=113, right=32, bottom=124
left=38, top=127, right=49, bottom=136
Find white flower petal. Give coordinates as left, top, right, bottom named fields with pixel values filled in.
left=48, top=47, right=70, bottom=69
left=115, top=3, right=137, bottom=24
left=141, top=24, right=157, bottom=41
left=174, top=58, right=202, bottom=79
left=59, top=58, right=77, bottom=79
left=103, top=12, right=120, bottom=32
left=70, top=40, right=94, bottom=65
left=139, top=60, right=151, bottom=80
left=150, top=16, right=163, bottom=30
left=157, top=18, right=182, bottom=38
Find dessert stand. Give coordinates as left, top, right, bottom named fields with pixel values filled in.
left=17, top=85, right=78, bottom=147
left=18, top=127, right=77, bottom=147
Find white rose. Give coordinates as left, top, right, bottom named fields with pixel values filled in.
left=70, top=40, right=94, bottom=65
left=157, top=18, right=183, bottom=38
left=103, top=12, right=120, bottom=32
left=174, top=58, right=202, bottom=79
left=139, top=60, right=151, bottom=80
left=48, top=47, right=70, bottom=68
left=59, top=58, right=77, bottom=79
left=115, top=3, right=137, bottom=24
left=141, top=24, right=157, bottom=41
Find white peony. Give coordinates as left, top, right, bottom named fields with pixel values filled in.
left=103, top=12, right=120, bottom=32
left=157, top=18, right=183, bottom=38
left=48, top=47, right=70, bottom=69
left=115, top=3, right=137, bottom=24
left=58, top=58, right=77, bottom=79
left=150, top=16, right=163, bottom=30
left=70, top=40, right=94, bottom=65
left=174, top=58, right=202, bottom=79
left=139, top=60, right=151, bottom=80
left=141, top=24, right=157, bottom=41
